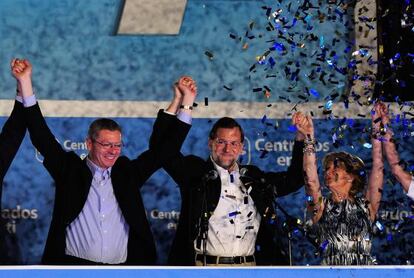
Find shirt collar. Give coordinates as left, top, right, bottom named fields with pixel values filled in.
left=210, top=156, right=239, bottom=176
left=86, top=157, right=112, bottom=177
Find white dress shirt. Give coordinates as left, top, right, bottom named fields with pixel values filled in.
left=194, top=158, right=261, bottom=256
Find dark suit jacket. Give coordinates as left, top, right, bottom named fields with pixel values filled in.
left=24, top=103, right=190, bottom=265
left=164, top=141, right=304, bottom=265
left=0, top=101, right=26, bottom=193
left=0, top=100, right=26, bottom=264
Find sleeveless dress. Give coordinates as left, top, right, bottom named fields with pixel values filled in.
left=314, top=196, right=376, bottom=265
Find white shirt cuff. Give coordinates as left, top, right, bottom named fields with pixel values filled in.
left=163, top=110, right=176, bottom=116
left=177, top=111, right=192, bottom=125
left=406, top=177, right=414, bottom=201
left=22, top=94, right=37, bottom=107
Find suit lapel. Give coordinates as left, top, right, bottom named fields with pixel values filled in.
left=204, top=159, right=222, bottom=213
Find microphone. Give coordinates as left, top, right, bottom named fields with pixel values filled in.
left=239, top=167, right=248, bottom=177
left=203, top=169, right=218, bottom=181
left=239, top=167, right=266, bottom=184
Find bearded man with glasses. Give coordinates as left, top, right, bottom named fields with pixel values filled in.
left=164, top=116, right=307, bottom=266
left=13, top=58, right=196, bottom=265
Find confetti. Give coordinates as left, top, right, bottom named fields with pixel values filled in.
left=229, top=211, right=240, bottom=217
left=204, top=50, right=214, bottom=60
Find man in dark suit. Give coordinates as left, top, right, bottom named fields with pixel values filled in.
left=0, top=59, right=28, bottom=263
left=165, top=116, right=307, bottom=266
left=13, top=58, right=196, bottom=265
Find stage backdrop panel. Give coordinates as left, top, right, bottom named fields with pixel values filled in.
left=1, top=117, right=413, bottom=265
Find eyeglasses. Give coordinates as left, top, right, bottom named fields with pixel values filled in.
left=214, top=138, right=242, bottom=148
left=93, top=140, right=123, bottom=149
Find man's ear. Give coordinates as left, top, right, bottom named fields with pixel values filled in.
left=86, top=138, right=93, bottom=151
left=238, top=142, right=244, bottom=155
left=208, top=139, right=213, bottom=150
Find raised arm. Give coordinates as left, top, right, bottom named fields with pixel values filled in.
left=11, top=59, right=34, bottom=100
left=263, top=114, right=306, bottom=197
left=0, top=59, right=28, bottom=181
left=159, top=76, right=196, bottom=154
left=366, top=103, right=384, bottom=221
left=13, top=59, right=61, bottom=155
left=13, top=59, right=67, bottom=181
left=380, top=102, right=413, bottom=194
left=135, top=76, right=196, bottom=184
left=294, top=113, right=323, bottom=224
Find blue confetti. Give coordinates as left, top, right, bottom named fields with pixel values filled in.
left=286, top=18, right=298, bottom=28
left=288, top=125, right=298, bottom=132
left=344, top=46, right=351, bottom=53
left=395, top=219, right=404, bottom=230
left=320, top=240, right=329, bottom=251
left=268, top=57, right=276, bottom=68
left=346, top=118, right=355, bottom=127
left=334, top=8, right=344, bottom=17
left=326, top=59, right=334, bottom=66
left=273, top=42, right=287, bottom=55
left=359, top=49, right=369, bottom=57
left=310, top=88, right=320, bottom=97
left=324, top=100, right=333, bottom=110
left=332, top=133, right=337, bottom=143
left=319, top=36, right=325, bottom=49
left=375, top=220, right=384, bottom=231
left=396, top=114, right=401, bottom=123
left=363, top=143, right=372, bottom=149
left=344, top=99, right=349, bottom=109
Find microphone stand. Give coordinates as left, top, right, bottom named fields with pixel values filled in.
left=240, top=170, right=297, bottom=265
left=273, top=200, right=298, bottom=266
left=273, top=199, right=320, bottom=265
left=200, top=176, right=209, bottom=266
left=198, top=171, right=217, bottom=266
left=240, top=168, right=319, bottom=265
